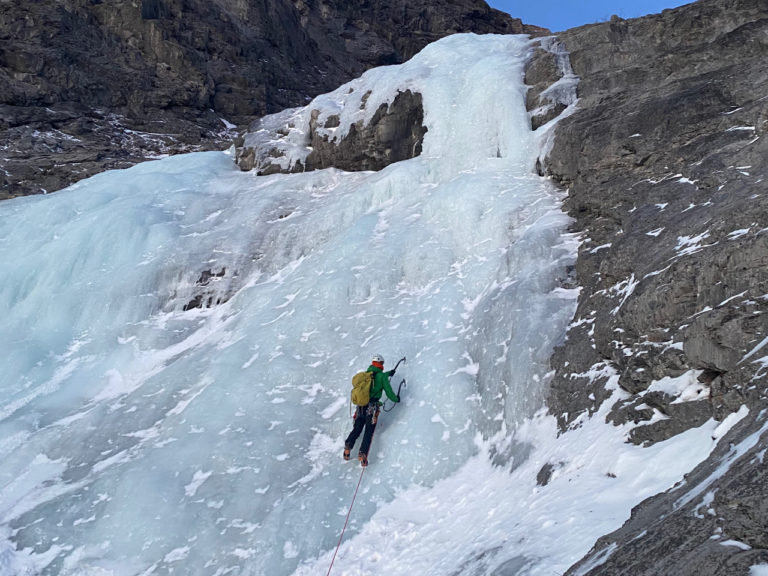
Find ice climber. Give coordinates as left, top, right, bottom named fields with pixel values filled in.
left=344, top=354, right=400, bottom=467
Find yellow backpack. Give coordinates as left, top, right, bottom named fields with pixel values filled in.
left=350, top=371, right=374, bottom=406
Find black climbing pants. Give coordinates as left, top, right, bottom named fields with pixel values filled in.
left=345, top=404, right=380, bottom=456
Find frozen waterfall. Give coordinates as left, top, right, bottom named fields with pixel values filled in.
left=0, top=34, right=588, bottom=575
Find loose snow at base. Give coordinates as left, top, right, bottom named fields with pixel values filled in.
left=0, top=33, right=722, bottom=576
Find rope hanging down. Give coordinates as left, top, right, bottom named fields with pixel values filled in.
left=326, top=465, right=366, bottom=576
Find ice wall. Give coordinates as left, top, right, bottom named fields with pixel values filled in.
left=0, top=34, right=577, bottom=575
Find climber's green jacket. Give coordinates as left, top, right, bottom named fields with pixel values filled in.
left=366, top=365, right=400, bottom=403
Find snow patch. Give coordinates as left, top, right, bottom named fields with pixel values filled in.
left=644, top=370, right=708, bottom=404
left=184, top=470, right=213, bottom=497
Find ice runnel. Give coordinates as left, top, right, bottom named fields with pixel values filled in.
left=0, top=34, right=577, bottom=575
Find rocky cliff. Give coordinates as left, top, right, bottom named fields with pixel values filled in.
left=526, top=0, right=768, bottom=573
left=0, top=0, right=545, bottom=198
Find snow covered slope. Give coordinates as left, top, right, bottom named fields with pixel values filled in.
left=0, top=34, right=722, bottom=576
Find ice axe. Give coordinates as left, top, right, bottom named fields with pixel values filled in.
left=391, top=357, right=405, bottom=396
left=396, top=378, right=406, bottom=397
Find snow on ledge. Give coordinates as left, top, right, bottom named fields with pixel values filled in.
left=643, top=370, right=708, bottom=404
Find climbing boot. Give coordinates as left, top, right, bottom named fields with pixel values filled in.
left=358, top=453, right=368, bottom=467
left=343, top=445, right=351, bottom=461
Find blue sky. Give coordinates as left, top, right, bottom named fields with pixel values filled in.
left=487, top=0, right=695, bottom=32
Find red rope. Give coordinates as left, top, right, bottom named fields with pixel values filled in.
left=326, top=465, right=366, bottom=576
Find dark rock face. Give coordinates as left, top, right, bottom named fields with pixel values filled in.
left=539, top=0, right=768, bottom=443
left=304, top=90, right=427, bottom=172
left=182, top=267, right=229, bottom=312
left=1, top=0, right=546, bottom=198
left=0, top=103, right=237, bottom=196
left=235, top=89, right=427, bottom=174
left=528, top=0, right=768, bottom=573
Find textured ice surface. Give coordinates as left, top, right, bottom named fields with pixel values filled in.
left=0, top=34, right=594, bottom=575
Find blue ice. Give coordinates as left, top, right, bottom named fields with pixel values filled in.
left=0, top=34, right=577, bottom=575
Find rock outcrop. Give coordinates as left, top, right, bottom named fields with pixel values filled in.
left=235, top=89, right=427, bottom=174
left=525, top=0, right=768, bottom=573
left=0, top=0, right=546, bottom=198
